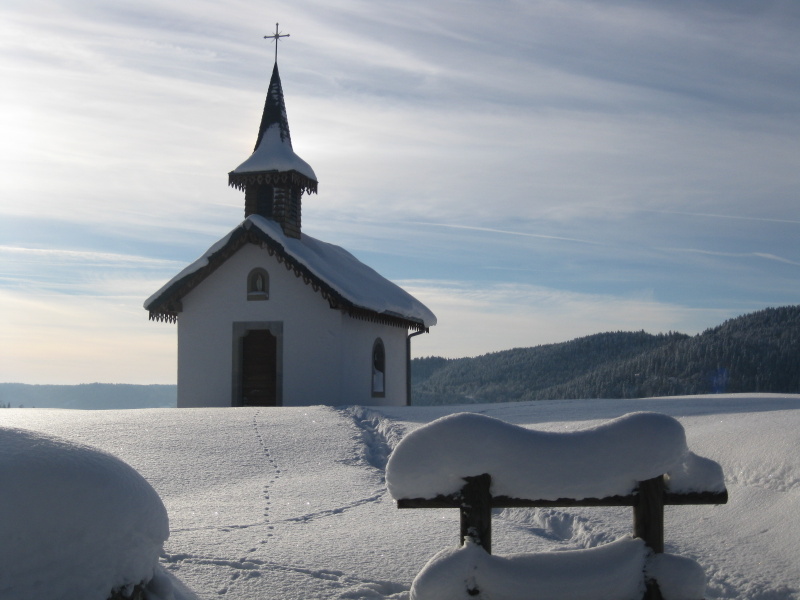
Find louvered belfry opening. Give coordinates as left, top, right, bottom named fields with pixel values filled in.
left=229, top=62, right=317, bottom=240
left=250, top=184, right=273, bottom=219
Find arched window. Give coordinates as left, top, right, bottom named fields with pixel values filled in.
left=247, top=268, right=269, bottom=301
left=372, top=338, right=385, bottom=398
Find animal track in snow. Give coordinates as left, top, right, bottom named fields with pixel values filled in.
left=251, top=411, right=282, bottom=539
left=286, top=491, right=385, bottom=524
left=161, top=551, right=409, bottom=598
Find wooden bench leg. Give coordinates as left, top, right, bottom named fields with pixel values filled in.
left=643, top=580, right=665, bottom=600
left=635, top=476, right=666, bottom=600
left=634, top=476, right=665, bottom=553
left=460, top=473, right=492, bottom=553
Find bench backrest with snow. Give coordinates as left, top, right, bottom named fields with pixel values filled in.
left=385, top=412, right=728, bottom=600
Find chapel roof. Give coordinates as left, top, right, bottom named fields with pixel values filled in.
left=144, top=215, right=437, bottom=331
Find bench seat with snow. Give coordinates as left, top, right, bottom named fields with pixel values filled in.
left=385, top=412, right=727, bottom=600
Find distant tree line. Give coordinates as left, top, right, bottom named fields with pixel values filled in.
left=411, top=305, right=800, bottom=405
left=0, top=383, right=176, bottom=410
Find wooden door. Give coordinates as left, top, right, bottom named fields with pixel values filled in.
left=241, top=329, right=278, bottom=406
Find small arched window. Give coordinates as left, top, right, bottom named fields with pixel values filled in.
left=371, top=338, right=385, bottom=398
left=247, top=268, right=269, bottom=301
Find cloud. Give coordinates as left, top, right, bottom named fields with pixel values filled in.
left=0, top=246, right=184, bottom=269
left=6, top=0, right=799, bottom=231
left=408, top=222, right=606, bottom=246
left=0, top=246, right=186, bottom=299
left=2, top=0, right=799, bottom=382
left=0, top=288, right=176, bottom=384
left=403, top=280, right=738, bottom=359
left=665, top=247, right=800, bottom=268
left=646, top=210, right=800, bottom=226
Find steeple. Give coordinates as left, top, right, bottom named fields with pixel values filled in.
left=228, top=52, right=317, bottom=239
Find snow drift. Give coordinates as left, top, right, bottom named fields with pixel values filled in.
left=1, top=395, right=798, bottom=599
left=0, top=427, right=170, bottom=600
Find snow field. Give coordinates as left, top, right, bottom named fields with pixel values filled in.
left=1, top=394, right=798, bottom=599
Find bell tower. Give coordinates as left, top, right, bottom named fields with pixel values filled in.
left=228, top=25, right=317, bottom=239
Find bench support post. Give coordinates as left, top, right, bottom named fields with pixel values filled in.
left=635, top=476, right=666, bottom=600
left=634, top=476, right=665, bottom=553
left=460, top=473, right=492, bottom=553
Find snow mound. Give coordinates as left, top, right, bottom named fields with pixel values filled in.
left=410, top=537, right=705, bottom=600
left=646, top=552, right=707, bottom=600
left=0, top=427, right=170, bottom=600
left=385, top=412, right=725, bottom=500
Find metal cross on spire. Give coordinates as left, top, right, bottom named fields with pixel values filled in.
left=264, top=23, right=290, bottom=63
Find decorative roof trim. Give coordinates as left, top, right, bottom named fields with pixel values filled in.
left=146, top=223, right=426, bottom=332
left=228, top=169, right=318, bottom=195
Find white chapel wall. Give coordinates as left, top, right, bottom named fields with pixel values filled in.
left=339, top=319, right=408, bottom=406
left=177, top=243, right=409, bottom=407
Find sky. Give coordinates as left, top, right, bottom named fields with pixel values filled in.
left=1, top=0, right=799, bottom=384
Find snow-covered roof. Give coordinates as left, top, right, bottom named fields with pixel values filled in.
left=231, top=123, right=316, bottom=182
left=385, top=412, right=725, bottom=501
left=144, top=215, right=437, bottom=330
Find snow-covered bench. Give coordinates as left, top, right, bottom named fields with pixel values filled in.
left=385, top=412, right=728, bottom=600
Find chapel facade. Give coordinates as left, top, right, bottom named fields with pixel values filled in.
left=145, top=57, right=436, bottom=408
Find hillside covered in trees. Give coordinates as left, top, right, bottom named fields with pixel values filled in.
left=411, top=305, right=800, bottom=405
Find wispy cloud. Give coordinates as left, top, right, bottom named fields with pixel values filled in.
left=0, top=246, right=186, bottom=303
left=645, top=210, right=800, bottom=226
left=665, top=247, right=800, bottom=268
left=0, top=246, right=185, bottom=268
left=0, top=289, right=176, bottom=384
left=2, top=0, right=800, bottom=382
left=408, top=222, right=606, bottom=246
left=402, top=279, right=738, bottom=359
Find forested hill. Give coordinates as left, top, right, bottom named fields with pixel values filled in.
left=411, top=305, right=800, bottom=405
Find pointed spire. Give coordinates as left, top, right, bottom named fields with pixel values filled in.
left=254, top=63, right=291, bottom=151
left=228, top=46, right=317, bottom=239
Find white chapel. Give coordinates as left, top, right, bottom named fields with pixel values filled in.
left=144, top=54, right=436, bottom=408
